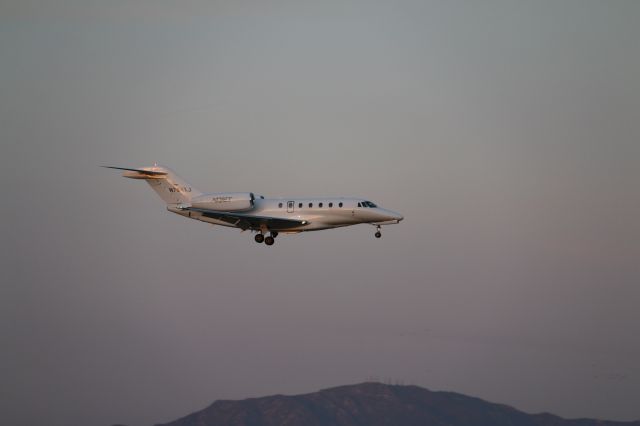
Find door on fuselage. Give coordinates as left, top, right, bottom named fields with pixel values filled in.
left=287, top=201, right=294, bottom=213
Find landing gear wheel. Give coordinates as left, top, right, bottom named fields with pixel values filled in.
left=264, top=236, right=275, bottom=246
left=255, top=234, right=265, bottom=243
left=375, top=231, right=382, bottom=238
left=271, top=231, right=279, bottom=239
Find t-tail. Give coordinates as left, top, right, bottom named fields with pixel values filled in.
left=103, top=165, right=202, bottom=205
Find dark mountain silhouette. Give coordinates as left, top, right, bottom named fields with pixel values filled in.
left=151, top=382, right=639, bottom=426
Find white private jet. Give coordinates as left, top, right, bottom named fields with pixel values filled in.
left=105, top=165, right=403, bottom=246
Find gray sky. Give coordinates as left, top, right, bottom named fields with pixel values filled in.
left=1, top=1, right=639, bottom=425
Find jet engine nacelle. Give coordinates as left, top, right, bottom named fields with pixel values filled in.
left=190, top=192, right=255, bottom=212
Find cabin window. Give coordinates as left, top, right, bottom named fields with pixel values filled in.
left=299, top=202, right=303, bottom=208
left=329, top=202, right=333, bottom=208
left=309, top=202, right=313, bottom=208
left=319, top=202, right=323, bottom=208
left=339, top=202, right=343, bottom=207
left=278, top=202, right=283, bottom=208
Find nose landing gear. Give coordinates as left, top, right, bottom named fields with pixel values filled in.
left=374, top=225, right=382, bottom=239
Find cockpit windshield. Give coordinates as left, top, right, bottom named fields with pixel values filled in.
left=363, top=201, right=377, bottom=208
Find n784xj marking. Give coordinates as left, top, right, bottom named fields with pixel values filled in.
left=105, top=165, right=403, bottom=246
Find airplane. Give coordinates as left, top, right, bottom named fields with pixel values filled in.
left=104, top=164, right=403, bottom=246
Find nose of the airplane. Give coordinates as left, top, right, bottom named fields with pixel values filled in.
left=379, top=208, right=403, bottom=223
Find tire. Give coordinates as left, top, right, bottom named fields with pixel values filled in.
left=264, top=236, right=275, bottom=246
left=375, top=231, right=382, bottom=238
left=255, top=234, right=265, bottom=243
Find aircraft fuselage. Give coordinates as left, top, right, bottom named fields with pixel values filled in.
left=168, top=196, right=403, bottom=233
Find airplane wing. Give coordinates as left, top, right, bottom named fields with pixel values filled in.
left=187, top=207, right=308, bottom=231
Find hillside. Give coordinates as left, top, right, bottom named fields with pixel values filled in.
left=151, top=382, right=640, bottom=426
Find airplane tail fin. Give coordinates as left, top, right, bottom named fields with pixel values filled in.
left=103, top=165, right=202, bottom=205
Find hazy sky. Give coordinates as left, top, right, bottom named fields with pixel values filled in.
left=1, top=1, right=639, bottom=425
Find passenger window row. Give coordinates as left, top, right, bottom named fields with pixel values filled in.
left=278, top=202, right=344, bottom=208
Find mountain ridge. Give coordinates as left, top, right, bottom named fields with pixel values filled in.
left=150, top=382, right=640, bottom=426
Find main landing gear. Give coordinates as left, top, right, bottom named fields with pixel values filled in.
left=255, top=231, right=278, bottom=246
left=374, top=225, right=382, bottom=239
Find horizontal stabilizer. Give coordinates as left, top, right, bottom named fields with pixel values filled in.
left=103, top=166, right=169, bottom=180
left=102, top=166, right=168, bottom=176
